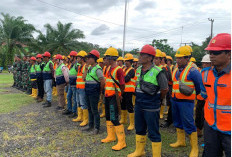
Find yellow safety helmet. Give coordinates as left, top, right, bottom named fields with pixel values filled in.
left=105, top=47, right=118, bottom=57
left=190, top=57, right=196, bottom=62
left=124, top=53, right=134, bottom=61
left=185, top=45, right=193, bottom=53
left=155, top=49, right=162, bottom=57
left=97, top=58, right=103, bottom=63
left=62, top=55, right=67, bottom=60
left=53, top=55, right=57, bottom=58
left=133, top=58, right=139, bottom=62
left=67, top=55, right=71, bottom=59
left=117, top=56, right=124, bottom=61
left=77, top=50, right=87, bottom=57
left=161, top=52, right=166, bottom=58
left=166, top=55, right=173, bottom=61
left=175, top=46, right=191, bottom=57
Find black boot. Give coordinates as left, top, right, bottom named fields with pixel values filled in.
left=82, top=125, right=94, bottom=132
left=68, top=113, right=77, bottom=118
left=160, top=121, right=171, bottom=128
left=43, top=101, right=51, bottom=108
left=62, top=109, right=72, bottom=115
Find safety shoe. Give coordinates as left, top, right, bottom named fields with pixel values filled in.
left=62, top=109, right=72, bottom=115
left=93, top=128, right=100, bottom=135
left=82, top=126, right=94, bottom=132
left=43, top=101, right=51, bottom=108
left=68, top=113, right=77, bottom=118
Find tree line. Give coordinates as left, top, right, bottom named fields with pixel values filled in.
left=0, top=13, right=208, bottom=68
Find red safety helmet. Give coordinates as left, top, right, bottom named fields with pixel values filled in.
left=43, top=51, right=51, bottom=57
left=205, top=33, right=231, bottom=51
left=30, top=57, right=36, bottom=61
left=55, top=54, right=63, bottom=60
left=69, top=51, right=78, bottom=57
left=89, top=49, right=100, bottom=58
left=140, top=45, right=156, bottom=56
left=36, top=54, right=43, bottom=58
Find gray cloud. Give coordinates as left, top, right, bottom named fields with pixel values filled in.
left=135, top=1, right=156, bottom=11
left=91, top=24, right=110, bottom=35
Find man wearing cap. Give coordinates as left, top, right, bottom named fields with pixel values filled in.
left=201, top=33, right=231, bottom=157
left=42, top=51, right=55, bottom=107
left=128, top=45, right=168, bottom=157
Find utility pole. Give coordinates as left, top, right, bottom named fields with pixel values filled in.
left=180, top=26, right=183, bottom=47
left=122, top=0, right=128, bottom=57
left=208, top=18, right=214, bottom=39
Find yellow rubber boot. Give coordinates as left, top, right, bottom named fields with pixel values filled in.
left=30, top=88, right=34, bottom=97
left=101, top=121, right=116, bottom=143
left=170, top=128, right=186, bottom=148
left=127, top=113, right=135, bottom=131
left=164, top=106, right=170, bottom=115
left=160, top=105, right=165, bottom=119
left=152, top=142, right=162, bottom=157
left=119, top=110, right=128, bottom=124
left=52, top=87, right=57, bottom=96
left=189, top=132, right=199, bottom=157
left=80, top=109, right=88, bottom=127
left=31, top=88, right=37, bottom=98
left=64, top=91, right=67, bottom=104
left=72, top=107, right=83, bottom=122
left=100, top=104, right=105, bottom=118
left=112, top=124, right=126, bottom=151
left=127, top=135, right=146, bottom=157
left=132, top=95, right=136, bottom=106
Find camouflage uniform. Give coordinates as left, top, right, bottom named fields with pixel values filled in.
left=16, top=60, right=22, bottom=89
left=21, top=61, right=28, bottom=91
left=26, top=62, right=32, bottom=94
left=12, top=61, right=17, bottom=87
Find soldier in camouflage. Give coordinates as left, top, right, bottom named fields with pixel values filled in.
left=15, top=57, right=22, bottom=89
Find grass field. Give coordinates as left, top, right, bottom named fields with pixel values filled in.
left=0, top=73, right=203, bottom=156
left=0, top=73, right=34, bottom=113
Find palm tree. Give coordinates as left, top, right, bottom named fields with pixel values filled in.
left=0, top=13, right=35, bottom=67
left=35, top=21, right=85, bottom=55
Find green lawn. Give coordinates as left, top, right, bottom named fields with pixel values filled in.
left=0, top=73, right=34, bottom=114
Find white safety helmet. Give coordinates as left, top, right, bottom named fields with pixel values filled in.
left=201, top=54, right=211, bottom=63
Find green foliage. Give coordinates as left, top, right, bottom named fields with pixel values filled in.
left=151, top=39, right=175, bottom=58
left=0, top=13, right=35, bottom=68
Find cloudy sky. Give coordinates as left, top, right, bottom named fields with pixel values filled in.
left=0, top=0, right=231, bottom=51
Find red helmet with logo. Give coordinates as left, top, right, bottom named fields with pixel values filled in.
left=69, top=51, right=78, bottom=57
left=89, top=49, right=100, bottom=58
left=205, top=33, right=231, bottom=51
left=55, top=54, right=63, bottom=60
left=43, top=51, right=51, bottom=57
left=36, top=54, right=43, bottom=58
left=140, top=45, right=156, bottom=56
left=30, top=57, right=36, bottom=61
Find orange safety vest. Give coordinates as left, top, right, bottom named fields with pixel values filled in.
left=105, top=66, right=122, bottom=97
left=76, top=64, right=86, bottom=89
left=172, top=62, right=196, bottom=100
left=123, top=67, right=135, bottom=93
left=53, top=63, right=57, bottom=70
left=203, top=69, right=231, bottom=133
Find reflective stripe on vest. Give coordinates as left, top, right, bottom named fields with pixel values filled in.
left=203, top=69, right=231, bottom=133
left=76, top=64, right=86, bottom=89
left=123, top=67, right=135, bottom=92
left=42, top=60, right=53, bottom=80
left=55, top=63, right=66, bottom=85
left=135, top=65, right=161, bottom=90
left=105, top=66, right=121, bottom=97
left=171, top=62, right=196, bottom=100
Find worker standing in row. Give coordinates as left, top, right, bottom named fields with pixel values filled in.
left=72, top=51, right=89, bottom=127
left=42, top=52, right=54, bottom=108
left=128, top=45, right=168, bottom=157
left=201, top=33, right=231, bottom=157
left=120, top=53, right=136, bottom=131
left=35, top=54, right=45, bottom=102
left=101, top=47, right=126, bottom=151
left=82, top=50, right=105, bottom=134
left=170, top=46, right=202, bottom=157
left=62, top=51, right=80, bottom=118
